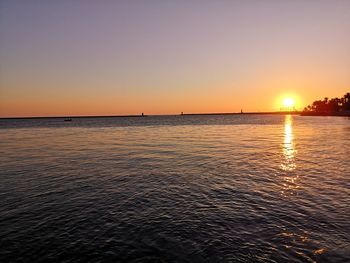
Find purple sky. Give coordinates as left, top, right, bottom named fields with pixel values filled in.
left=1, top=0, right=349, bottom=116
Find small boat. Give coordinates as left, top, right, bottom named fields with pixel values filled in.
left=64, top=118, right=72, bottom=122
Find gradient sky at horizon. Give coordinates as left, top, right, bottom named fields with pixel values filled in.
left=1, top=0, right=349, bottom=117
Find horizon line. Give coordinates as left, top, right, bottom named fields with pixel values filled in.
left=0, top=111, right=301, bottom=120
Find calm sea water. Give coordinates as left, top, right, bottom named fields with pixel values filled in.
left=0, top=115, right=349, bottom=262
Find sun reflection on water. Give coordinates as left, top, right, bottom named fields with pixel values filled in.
left=281, top=115, right=296, bottom=172
left=280, top=115, right=300, bottom=195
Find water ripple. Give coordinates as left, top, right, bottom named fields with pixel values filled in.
left=0, top=115, right=349, bottom=262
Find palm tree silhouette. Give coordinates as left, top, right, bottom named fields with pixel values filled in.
left=303, top=92, right=350, bottom=115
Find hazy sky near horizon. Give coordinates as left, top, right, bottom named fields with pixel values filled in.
left=1, top=0, right=349, bottom=117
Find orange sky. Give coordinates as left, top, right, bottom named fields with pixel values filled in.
left=1, top=1, right=349, bottom=117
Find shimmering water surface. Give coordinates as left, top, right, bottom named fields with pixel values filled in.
left=0, top=115, right=349, bottom=262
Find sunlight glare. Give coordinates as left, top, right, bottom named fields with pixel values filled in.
left=283, top=98, right=295, bottom=108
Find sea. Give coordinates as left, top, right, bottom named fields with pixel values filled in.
left=0, top=114, right=349, bottom=262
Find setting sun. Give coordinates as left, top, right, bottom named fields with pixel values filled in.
left=283, top=98, right=295, bottom=108
left=275, top=94, right=301, bottom=112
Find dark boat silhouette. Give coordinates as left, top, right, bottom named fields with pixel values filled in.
left=64, top=118, right=72, bottom=121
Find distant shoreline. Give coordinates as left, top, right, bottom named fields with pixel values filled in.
left=1, top=111, right=350, bottom=120
left=182, top=111, right=300, bottom=116
left=0, top=111, right=301, bottom=119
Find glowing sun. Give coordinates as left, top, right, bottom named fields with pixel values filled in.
left=282, top=98, right=295, bottom=108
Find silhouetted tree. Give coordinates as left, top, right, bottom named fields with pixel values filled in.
left=303, top=92, right=350, bottom=115
left=343, top=93, right=350, bottom=110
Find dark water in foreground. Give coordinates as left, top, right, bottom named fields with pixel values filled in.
left=0, top=115, right=349, bottom=262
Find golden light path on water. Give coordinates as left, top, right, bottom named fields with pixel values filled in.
left=279, top=115, right=327, bottom=257
left=280, top=115, right=308, bottom=258
left=281, top=115, right=299, bottom=194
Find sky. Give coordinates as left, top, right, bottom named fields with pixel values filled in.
left=0, top=0, right=349, bottom=117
